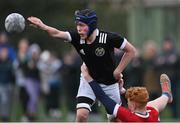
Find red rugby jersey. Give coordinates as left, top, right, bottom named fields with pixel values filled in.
left=116, top=106, right=159, bottom=122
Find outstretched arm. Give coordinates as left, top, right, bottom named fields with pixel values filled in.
left=27, top=17, right=70, bottom=40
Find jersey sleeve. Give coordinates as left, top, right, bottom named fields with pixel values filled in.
left=66, top=30, right=80, bottom=44
left=108, top=32, right=127, bottom=50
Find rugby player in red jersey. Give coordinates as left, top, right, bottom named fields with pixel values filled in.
left=81, top=64, right=173, bottom=122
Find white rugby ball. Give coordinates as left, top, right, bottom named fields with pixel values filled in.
left=5, top=13, right=25, bottom=33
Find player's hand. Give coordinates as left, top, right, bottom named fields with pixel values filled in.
left=119, top=78, right=126, bottom=94
left=81, top=63, right=93, bottom=82
left=27, top=16, right=46, bottom=29
left=113, top=68, right=126, bottom=94
left=113, top=68, right=123, bottom=82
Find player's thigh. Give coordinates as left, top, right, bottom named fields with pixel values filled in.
left=76, top=74, right=96, bottom=111
left=100, top=83, right=121, bottom=104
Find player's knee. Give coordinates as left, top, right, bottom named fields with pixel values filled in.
left=76, top=108, right=89, bottom=122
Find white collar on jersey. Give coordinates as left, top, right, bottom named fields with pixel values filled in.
left=96, top=29, right=99, bottom=36
left=82, top=29, right=99, bottom=44
left=134, top=110, right=150, bottom=118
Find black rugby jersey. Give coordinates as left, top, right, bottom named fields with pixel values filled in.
left=68, top=29, right=126, bottom=85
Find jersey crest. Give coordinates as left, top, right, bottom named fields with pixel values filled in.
left=68, top=29, right=125, bottom=84
left=95, top=47, right=105, bottom=56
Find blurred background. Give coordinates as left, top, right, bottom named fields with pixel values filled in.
left=0, top=0, right=180, bottom=122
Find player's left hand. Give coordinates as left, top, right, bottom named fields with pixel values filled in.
left=113, top=69, right=126, bottom=94
left=113, top=68, right=123, bottom=82
left=119, top=78, right=126, bottom=94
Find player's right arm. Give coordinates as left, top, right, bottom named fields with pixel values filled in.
left=27, top=17, right=70, bottom=40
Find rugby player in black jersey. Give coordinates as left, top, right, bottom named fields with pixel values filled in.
left=28, top=9, right=136, bottom=122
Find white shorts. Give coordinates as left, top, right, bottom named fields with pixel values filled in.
left=76, top=74, right=121, bottom=111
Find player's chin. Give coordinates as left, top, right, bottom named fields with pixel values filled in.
left=80, top=35, right=87, bottom=40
